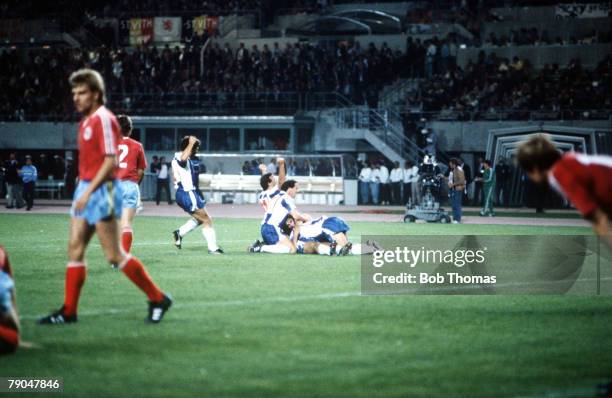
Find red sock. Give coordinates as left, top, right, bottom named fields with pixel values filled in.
left=121, top=228, right=133, bottom=253
left=121, top=256, right=164, bottom=303
left=0, top=325, right=19, bottom=353
left=64, top=262, right=86, bottom=316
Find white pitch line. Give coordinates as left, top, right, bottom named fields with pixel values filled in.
left=20, top=291, right=361, bottom=320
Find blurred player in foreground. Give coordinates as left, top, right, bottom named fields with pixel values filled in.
left=0, top=246, right=19, bottom=354
left=258, top=157, right=286, bottom=212
left=249, top=180, right=311, bottom=254
left=172, top=136, right=223, bottom=254
left=517, top=134, right=612, bottom=248
left=116, top=114, right=147, bottom=253
left=39, top=69, right=171, bottom=325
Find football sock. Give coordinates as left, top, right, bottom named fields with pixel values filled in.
left=121, top=227, right=133, bottom=253
left=178, top=218, right=199, bottom=237
left=0, top=325, right=19, bottom=352
left=350, top=244, right=362, bottom=255
left=261, top=244, right=291, bottom=254
left=64, top=261, right=86, bottom=316
left=202, top=226, right=219, bottom=251
left=120, top=256, right=164, bottom=303
left=316, top=244, right=331, bottom=255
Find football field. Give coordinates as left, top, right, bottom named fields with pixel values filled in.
left=1, top=212, right=611, bottom=398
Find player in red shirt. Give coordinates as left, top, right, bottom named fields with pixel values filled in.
left=38, top=69, right=171, bottom=325
left=116, top=115, right=147, bottom=253
left=0, top=246, right=19, bottom=354
left=517, top=134, right=612, bottom=248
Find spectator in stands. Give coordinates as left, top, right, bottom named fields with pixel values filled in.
left=459, top=158, right=471, bottom=205
left=266, top=158, right=277, bottom=175
left=389, top=161, right=403, bottom=205
left=52, top=155, right=66, bottom=184
left=379, top=160, right=390, bottom=205
left=402, top=160, right=419, bottom=205
left=38, top=154, right=50, bottom=180
left=370, top=162, right=382, bottom=205
left=19, top=155, right=37, bottom=211
left=241, top=161, right=251, bottom=174
left=473, top=157, right=484, bottom=206
left=150, top=156, right=159, bottom=174
left=286, top=159, right=297, bottom=176
left=495, top=157, right=511, bottom=208
left=4, top=153, right=24, bottom=209
left=155, top=156, right=172, bottom=205
left=358, top=161, right=371, bottom=205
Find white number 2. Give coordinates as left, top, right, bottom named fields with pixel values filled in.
left=118, top=144, right=129, bottom=169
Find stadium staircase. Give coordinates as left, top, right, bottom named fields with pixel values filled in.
left=315, top=106, right=425, bottom=164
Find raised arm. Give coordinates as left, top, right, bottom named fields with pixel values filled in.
left=277, top=157, right=286, bottom=187
left=180, top=136, right=197, bottom=162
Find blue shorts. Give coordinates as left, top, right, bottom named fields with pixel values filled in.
left=176, top=188, right=205, bottom=215
left=70, top=180, right=123, bottom=226
left=320, top=217, right=350, bottom=241
left=120, top=180, right=141, bottom=209
left=261, top=224, right=281, bottom=245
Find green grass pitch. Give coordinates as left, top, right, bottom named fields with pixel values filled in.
left=1, top=213, right=611, bottom=398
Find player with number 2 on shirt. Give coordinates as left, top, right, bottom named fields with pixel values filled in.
left=116, top=114, right=146, bottom=253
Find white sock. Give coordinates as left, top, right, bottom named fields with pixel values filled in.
left=261, top=244, right=291, bottom=254
left=350, top=243, right=362, bottom=255
left=179, top=218, right=199, bottom=237
left=316, top=244, right=331, bottom=255
left=202, top=226, right=219, bottom=251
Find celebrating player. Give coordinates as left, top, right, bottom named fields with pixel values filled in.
left=38, top=69, right=171, bottom=325
left=258, top=157, right=286, bottom=212
left=249, top=179, right=311, bottom=254
left=172, top=136, right=223, bottom=254
left=282, top=215, right=377, bottom=256
left=0, top=246, right=19, bottom=354
left=517, top=134, right=612, bottom=248
left=116, top=114, right=147, bottom=253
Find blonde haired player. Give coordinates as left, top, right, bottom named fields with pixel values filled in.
left=38, top=69, right=171, bottom=325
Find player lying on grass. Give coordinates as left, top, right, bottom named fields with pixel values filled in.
left=282, top=215, right=380, bottom=256
left=172, top=136, right=223, bottom=254
left=39, top=69, right=171, bottom=325
left=248, top=179, right=311, bottom=254
left=258, top=157, right=286, bottom=212
left=0, top=246, right=19, bottom=354
left=517, top=134, right=612, bottom=248
left=116, top=114, right=146, bottom=253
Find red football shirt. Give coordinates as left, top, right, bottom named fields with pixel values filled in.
left=116, top=137, right=147, bottom=183
left=0, top=246, right=11, bottom=277
left=549, top=152, right=612, bottom=218
left=78, top=106, right=120, bottom=181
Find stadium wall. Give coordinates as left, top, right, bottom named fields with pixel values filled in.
left=2, top=119, right=610, bottom=156
left=429, top=120, right=612, bottom=153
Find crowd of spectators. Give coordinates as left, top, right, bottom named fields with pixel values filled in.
left=405, top=53, right=612, bottom=119
left=0, top=40, right=405, bottom=120
left=484, top=28, right=612, bottom=47
left=0, top=0, right=262, bottom=18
